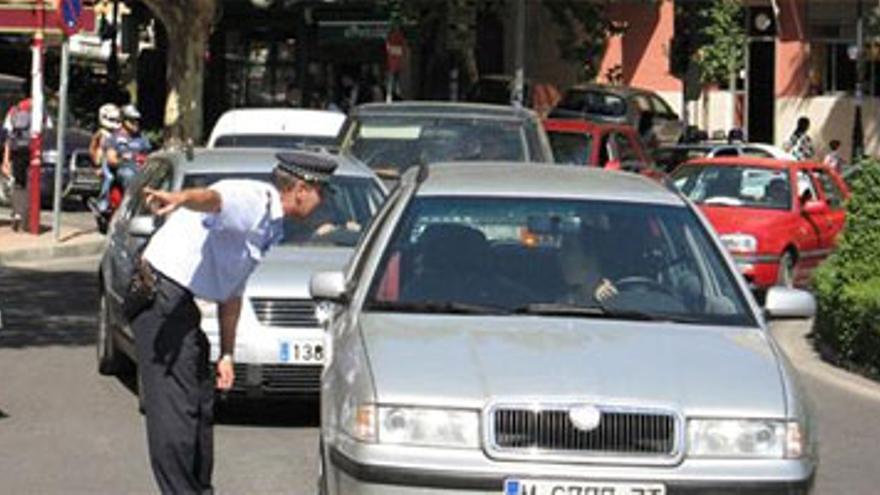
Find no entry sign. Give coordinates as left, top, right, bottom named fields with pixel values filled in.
left=54, top=0, right=84, bottom=36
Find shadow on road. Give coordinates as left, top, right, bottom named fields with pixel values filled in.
left=216, top=399, right=320, bottom=428
left=0, top=264, right=97, bottom=348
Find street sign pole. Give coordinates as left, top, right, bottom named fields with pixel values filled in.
left=28, top=0, right=46, bottom=235
left=512, top=0, right=525, bottom=107
left=53, top=37, right=70, bottom=241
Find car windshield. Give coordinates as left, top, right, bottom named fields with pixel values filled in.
left=364, top=196, right=754, bottom=326
left=672, top=164, right=792, bottom=210
left=341, top=115, right=529, bottom=173
left=547, top=130, right=593, bottom=165
left=212, top=134, right=338, bottom=149
left=558, top=90, right=627, bottom=117
left=183, top=173, right=384, bottom=247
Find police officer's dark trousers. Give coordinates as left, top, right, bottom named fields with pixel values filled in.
left=132, top=269, right=214, bottom=495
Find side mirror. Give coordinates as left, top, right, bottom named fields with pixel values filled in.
left=764, top=287, right=816, bottom=319
left=310, top=271, right=348, bottom=303
left=128, top=215, right=156, bottom=237
left=802, top=199, right=829, bottom=215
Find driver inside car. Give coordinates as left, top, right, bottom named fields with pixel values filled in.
left=557, top=223, right=618, bottom=305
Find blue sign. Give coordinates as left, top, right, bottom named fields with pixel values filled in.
left=55, top=0, right=83, bottom=36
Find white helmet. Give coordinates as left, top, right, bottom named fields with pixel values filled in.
left=98, top=104, right=121, bottom=130
left=121, top=104, right=141, bottom=121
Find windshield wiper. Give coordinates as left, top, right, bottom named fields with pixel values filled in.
left=365, top=300, right=511, bottom=315
left=515, top=302, right=701, bottom=323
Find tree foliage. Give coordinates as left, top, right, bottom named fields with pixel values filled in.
left=543, top=0, right=625, bottom=82
left=695, top=0, right=745, bottom=85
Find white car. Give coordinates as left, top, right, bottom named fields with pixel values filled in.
left=206, top=108, right=345, bottom=150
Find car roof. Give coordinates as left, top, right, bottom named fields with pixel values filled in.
left=152, top=147, right=377, bottom=179
left=564, top=83, right=654, bottom=98
left=352, top=101, right=536, bottom=120
left=413, top=163, right=684, bottom=206
left=543, top=117, right=637, bottom=134
left=208, top=108, right=345, bottom=140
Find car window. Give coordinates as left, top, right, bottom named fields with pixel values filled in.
left=795, top=169, right=819, bottom=203
left=673, top=164, right=792, bottom=210
left=811, top=168, right=846, bottom=209
left=547, top=130, right=593, bottom=166
left=633, top=95, right=652, bottom=113
left=711, top=147, right=740, bottom=157
left=183, top=172, right=384, bottom=247
left=126, top=159, right=173, bottom=219
left=741, top=147, right=774, bottom=158
left=364, top=196, right=754, bottom=326
left=558, top=90, right=627, bottom=117
left=212, top=134, right=338, bottom=149
left=649, top=94, right=674, bottom=116
left=341, top=115, right=529, bottom=173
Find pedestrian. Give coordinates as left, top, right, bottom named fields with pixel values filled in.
left=1, top=81, right=33, bottom=232
left=823, top=139, right=845, bottom=173
left=130, top=151, right=336, bottom=494
left=783, top=116, right=815, bottom=161
left=87, top=103, right=121, bottom=214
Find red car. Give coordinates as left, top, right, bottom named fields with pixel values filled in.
left=543, top=118, right=652, bottom=171
left=671, top=157, right=849, bottom=289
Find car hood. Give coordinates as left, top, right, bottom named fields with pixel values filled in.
left=359, top=313, right=786, bottom=417
left=699, top=205, right=791, bottom=236
left=244, top=245, right=352, bottom=298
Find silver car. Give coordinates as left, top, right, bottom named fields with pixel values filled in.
left=97, top=148, right=385, bottom=401
left=311, top=163, right=817, bottom=494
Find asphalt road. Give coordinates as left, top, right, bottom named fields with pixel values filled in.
left=2, top=255, right=880, bottom=494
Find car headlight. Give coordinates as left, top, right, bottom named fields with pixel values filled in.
left=720, top=233, right=758, bottom=254
left=688, top=419, right=805, bottom=458
left=378, top=406, right=480, bottom=448
left=195, top=298, right=217, bottom=319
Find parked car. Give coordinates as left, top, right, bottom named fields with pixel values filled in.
left=206, top=108, right=345, bottom=150
left=337, top=102, right=554, bottom=180
left=97, top=148, right=386, bottom=401
left=550, top=83, right=684, bottom=145
left=311, top=162, right=817, bottom=494
left=653, top=141, right=796, bottom=173
left=672, top=157, right=849, bottom=289
left=543, top=118, right=662, bottom=179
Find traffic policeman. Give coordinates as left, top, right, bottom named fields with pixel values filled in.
left=133, top=151, right=337, bottom=494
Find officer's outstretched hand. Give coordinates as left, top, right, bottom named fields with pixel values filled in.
left=216, top=357, right=235, bottom=391
left=144, top=187, right=182, bottom=216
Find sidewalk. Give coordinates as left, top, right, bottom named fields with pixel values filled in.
left=0, top=205, right=105, bottom=265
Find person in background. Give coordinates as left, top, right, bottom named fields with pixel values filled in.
left=1, top=80, right=33, bottom=232
left=783, top=116, right=815, bottom=161
left=823, top=139, right=845, bottom=173
left=132, top=151, right=337, bottom=494
left=88, top=103, right=121, bottom=214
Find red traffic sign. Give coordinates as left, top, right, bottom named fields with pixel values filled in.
left=0, top=3, right=95, bottom=35
left=54, top=0, right=84, bottom=36
left=385, top=29, right=406, bottom=74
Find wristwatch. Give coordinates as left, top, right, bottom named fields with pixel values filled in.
left=219, top=353, right=234, bottom=363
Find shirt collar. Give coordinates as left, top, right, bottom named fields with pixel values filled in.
left=268, top=186, right=284, bottom=221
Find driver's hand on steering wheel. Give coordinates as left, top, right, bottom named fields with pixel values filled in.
left=315, top=223, right=338, bottom=236
left=344, top=220, right=361, bottom=232
left=594, top=278, right=618, bottom=302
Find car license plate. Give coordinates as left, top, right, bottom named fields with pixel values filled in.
left=504, top=479, right=665, bottom=495
left=278, top=341, right=324, bottom=364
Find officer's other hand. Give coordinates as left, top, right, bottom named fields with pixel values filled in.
left=594, top=278, right=619, bottom=302
left=216, top=358, right=235, bottom=391
left=144, top=187, right=180, bottom=216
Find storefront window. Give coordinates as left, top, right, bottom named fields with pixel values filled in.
left=226, top=35, right=298, bottom=108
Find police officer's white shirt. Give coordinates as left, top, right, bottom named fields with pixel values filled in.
left=143, top=180, right=285, bottom=302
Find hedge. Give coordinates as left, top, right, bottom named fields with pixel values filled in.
left=813, top=158, right=880, bottom=378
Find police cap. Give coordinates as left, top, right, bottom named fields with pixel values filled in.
left=274, top=151, right=338, bottom=184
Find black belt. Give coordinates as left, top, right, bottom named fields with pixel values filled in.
left=148, top=263, right=194, bottom=300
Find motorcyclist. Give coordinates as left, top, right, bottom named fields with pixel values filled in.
left=105, top=104, right=151, bottom=192
left=88, top=103, right=121, bottom=214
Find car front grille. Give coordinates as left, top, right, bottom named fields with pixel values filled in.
left=250, top=298, right=318, bottom=328
left=231, top=363, right=322, bottom=396
left=489, top=404, right=680, bottom=463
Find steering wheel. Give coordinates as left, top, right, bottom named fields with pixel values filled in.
left=613, top=276, right=677, bottom=297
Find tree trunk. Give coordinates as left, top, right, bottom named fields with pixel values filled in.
left=140, top=0, right=217, bottom=148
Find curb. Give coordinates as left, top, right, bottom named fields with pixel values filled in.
left=771, top=319, right=880, bottom=403
left=0, top=237, right=105, bottom=265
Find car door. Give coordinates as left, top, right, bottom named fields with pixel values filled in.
left=104, top=159, right=174, bottom=327
left=792, top=167, right=826, bottom=282
left=808, top=165, right=848, bottom=249
left=648, top=93, right=683, bottom=144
